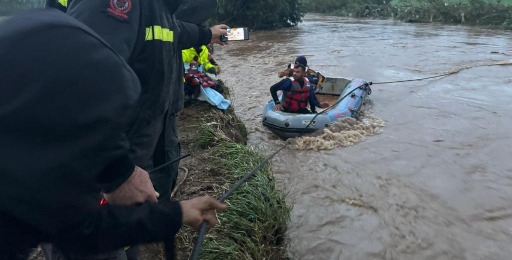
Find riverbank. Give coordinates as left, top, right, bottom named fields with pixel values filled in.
left=169, top=86, right=291, bottom=259
left=301, top=0, right=512, bottom=30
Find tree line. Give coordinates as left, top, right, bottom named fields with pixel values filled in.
left=0, top=0, right=44, bottom=15
left=3, top=0, right=509, bottom=30
left=300, top=0, right=512, bottom=30
left=214, top=0, right=303, bottom=29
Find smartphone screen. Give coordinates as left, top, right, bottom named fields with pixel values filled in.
left=226, top=28, right=249, bottom=41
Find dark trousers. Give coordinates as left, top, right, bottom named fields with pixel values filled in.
left=0, top=212, right=42, bottom=260
left=152, top=112, right=180, bottom=260
left=151, top=112, right=181, bottom=202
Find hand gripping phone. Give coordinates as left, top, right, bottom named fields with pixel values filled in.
left=220, top=27, right=249, bottom=42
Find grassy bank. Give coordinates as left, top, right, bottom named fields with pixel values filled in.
left=171, top=87, right=291, bottom=259
left=301, top=0, right=512, bottom=29
left=198, top=142, right=290, bottom=259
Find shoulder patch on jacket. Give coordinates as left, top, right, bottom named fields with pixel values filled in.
left=106, top=0, right=132, bottom=21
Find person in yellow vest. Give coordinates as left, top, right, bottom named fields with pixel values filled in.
left=182, top=45, right=220, bottom=75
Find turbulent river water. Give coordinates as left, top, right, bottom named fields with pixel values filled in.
left=214, top=14, right=512, bottom=260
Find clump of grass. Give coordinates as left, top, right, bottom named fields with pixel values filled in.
left=199, top=143, right=292, bottom=260
left=193, top=123, right=217, bottom=149
left=210, top=143, right=266, bottom=180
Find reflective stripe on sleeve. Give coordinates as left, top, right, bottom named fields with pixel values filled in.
left=145, top=26, right=174, bottom=42
left=58, top=0, right=68, bottom=7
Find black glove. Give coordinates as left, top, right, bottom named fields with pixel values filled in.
left=208, top=67, right=217, bottom=76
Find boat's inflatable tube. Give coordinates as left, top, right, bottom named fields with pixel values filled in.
left=262, top=78, right=371, bottom=139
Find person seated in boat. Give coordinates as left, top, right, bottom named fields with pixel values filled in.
left=271, top=64, right=329, bottom=114
left=278, top=55, right=325, bottom=92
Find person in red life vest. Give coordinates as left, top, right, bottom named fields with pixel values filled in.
left=277, top=56, right=325, bottom=92
left=271, top=64, right=329, bottom=114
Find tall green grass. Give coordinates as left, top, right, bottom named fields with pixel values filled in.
left=199, top=143, right=291, bottom=259
left=193, top=123, right=218, bottom=149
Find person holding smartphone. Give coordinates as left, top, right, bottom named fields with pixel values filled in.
left=44, top=0, right=229, bottom=258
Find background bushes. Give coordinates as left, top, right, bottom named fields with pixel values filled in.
left=300, top=0, right=512, bottom=29
left=215, top=0, right=303, bottom=30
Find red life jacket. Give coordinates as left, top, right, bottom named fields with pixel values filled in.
left=184, top=68, right=216, bottom=88
left=282, top=77, right=311, bottom=111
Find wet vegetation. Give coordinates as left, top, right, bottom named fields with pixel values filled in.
left=300, top=0, right=512, bottom=30
left=2, top=0, right=512, bottom=30
left=0, top=0, right=44, bottom=15
left=193, top=123, right=218, bottom=149
left=172, top=86, right=290, bottom=259
left=215, top=0, right=303, bottom=30
left=177, top=124, right=291, bottom=259
left=200, top=142, right=291, bottom=259
left=187, top=88, right=289, bottom=259
left=1, top=0, right=303, bottom=30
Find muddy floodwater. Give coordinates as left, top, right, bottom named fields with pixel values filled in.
left=214, top=14, right=512, bottom=260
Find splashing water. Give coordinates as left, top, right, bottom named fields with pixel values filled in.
left=287, top=115, right=385, bottom=150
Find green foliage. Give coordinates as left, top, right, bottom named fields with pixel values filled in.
left=200, top=143, right=291, bottom=259
left=2, top=0, right=304, bottom=30
left=300, top=0, right=512, bottom=29
left=0, top=0, right=44, bottom=15
left=301, top=0, right=391, bottom=16
left=216, top=0, right=304, bottom=30
left=391, top=0, right=512, bottom=29
left=193, top=123, right=218, bottom=149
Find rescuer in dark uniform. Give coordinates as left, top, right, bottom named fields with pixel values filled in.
left=0, top=8, right=226, bottom=260
left=46, top=0, right=228, bottom=204
left=43, top=0, right=228, bottom=258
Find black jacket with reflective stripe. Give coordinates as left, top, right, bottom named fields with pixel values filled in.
left=50, top=0, right=212, bottom=186
left=0, top=9, right=183, bottom=258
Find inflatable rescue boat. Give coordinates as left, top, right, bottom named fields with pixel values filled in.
left=262, top=77, right=372, bottom=139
